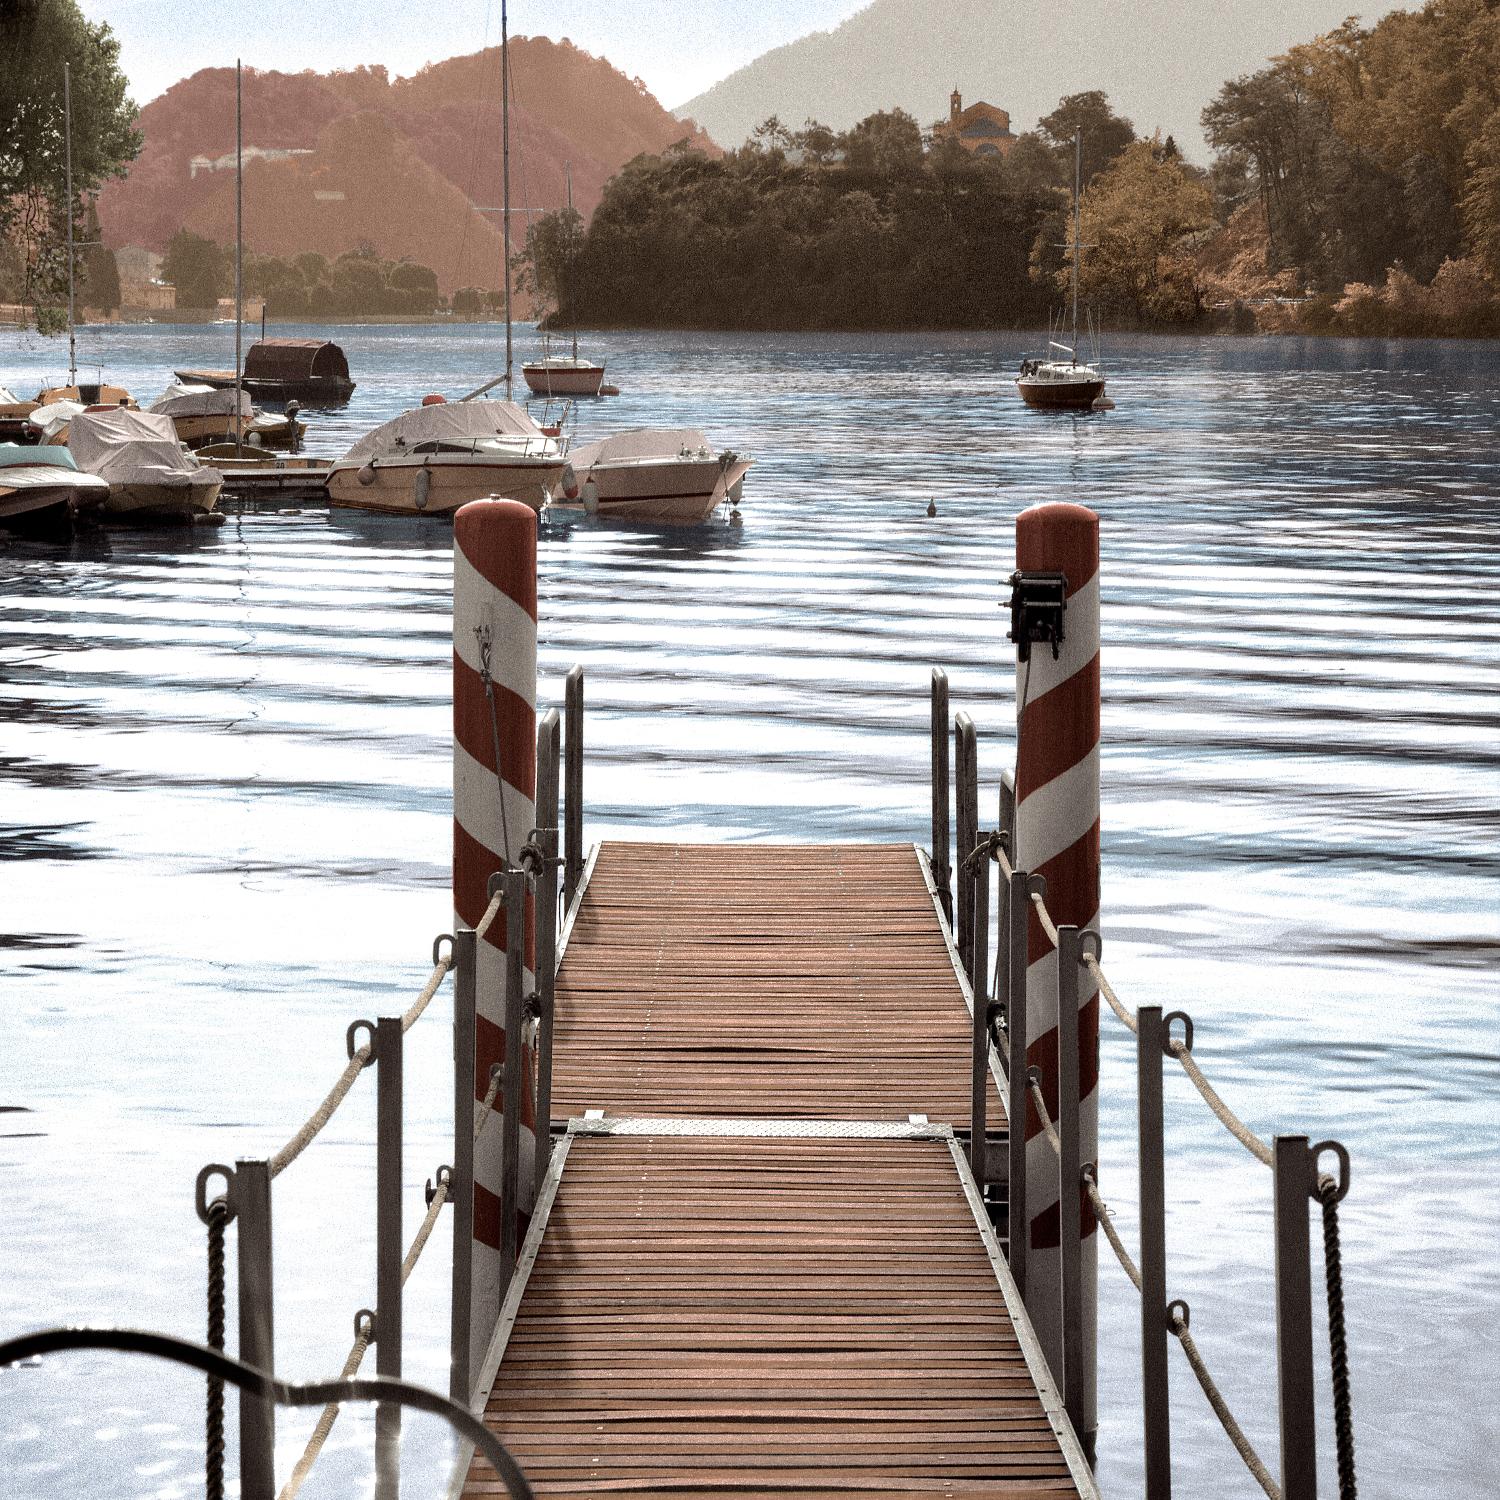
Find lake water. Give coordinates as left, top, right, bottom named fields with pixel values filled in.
left=2, top=322, right=1497, bottom=1499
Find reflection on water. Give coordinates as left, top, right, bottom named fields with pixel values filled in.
left=2, top=324, right=1498, bottom=1498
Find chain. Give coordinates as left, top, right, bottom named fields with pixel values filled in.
left=204, top=1198, right=229, bottom=1500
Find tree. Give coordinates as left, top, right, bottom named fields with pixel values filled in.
left=163, top=230, right=228, bottom=308
left=78, top=201, right=118, bottom=310
left=795, top=119, right=840, bottom=165
left=751, top=115, right=793, bottom=153
left=840, top=110, right=924, bottom=175
left=451, top=285, right=486, bottom=318
left=0, top=0, right=140, bottom=331
left=1037, top=92, right=1135, bottom=186
left=1074, top=138, right=1213, bottom=323
left=518, top=206, right=585, bottom=321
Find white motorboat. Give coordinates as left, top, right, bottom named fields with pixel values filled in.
left=326, top=399, right=569, bottom=516
left=0, top=443, right=108, bottom=526
left=553, top=428, right=751, bottom=524
left=148, top=381, right=255, bottom=447
left=67, top=407, right=223, bottom=518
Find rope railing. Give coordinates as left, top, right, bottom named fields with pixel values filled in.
left=1083, top=1167, right=1141, bottom=1293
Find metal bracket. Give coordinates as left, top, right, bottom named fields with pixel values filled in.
left=1167, top=1297, right=1190, bottom=1330
left=355, top=1307, right=376, bottom=1344
left=426, top=1165, right=453, bottom=1206
left=347, top=1019, right=377, bottom=1065
left=1007, top=570, right=1069, bottom=662
left=195, top=1163, right=236, bottom=1226
left=1311, top=1140, right=1351, bottom=1202
left=432, top=933, right=455, bottom=967
left=1163, top=1010, right=1193, bottom=1056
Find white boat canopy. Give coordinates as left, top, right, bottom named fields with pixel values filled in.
left=0, top=384, right=23, bottom=405
left=28, top=400, right=86, bottom=440
left=68, top=407, right=221, bottom=487
left=569, top=428, right=713, bottom=468
left=149, top=381, right=254, bottom=419
left=338, top=400, right=547, bottom=464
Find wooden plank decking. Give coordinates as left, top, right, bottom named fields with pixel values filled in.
left=460, top=1122, right=1092, bottom=1498
left=550, top=843, right=1003, bottom=1127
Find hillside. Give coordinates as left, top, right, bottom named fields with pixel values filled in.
left=674, top=0, right=1409, bottom=159
left=97, top=38, right=715, bottom=293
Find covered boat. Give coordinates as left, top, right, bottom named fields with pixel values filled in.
left=553, top=428, right=751, bottom=525
left=68, top=407, right=223, bottom=518
left=175, top=338, right=355, bottom=405
left=0, top=384, right=40, bottom=444
left=148, top=381, right=255, bottom=447
left=0, top=443, right=108, bottom=527
left=326, top=399, right=568, bottom=516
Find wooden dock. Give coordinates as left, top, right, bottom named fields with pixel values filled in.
left=455, top=841, right=1094, bottom=1498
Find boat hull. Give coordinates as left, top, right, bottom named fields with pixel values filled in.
left=1016, top=375, right=1107, bottom=410
left=103, top=478, right=223, bottom=518
left=521, top=363, right=605, bottom=397
left=554, top=456, right=752, bottom=525
left=327, top=455, right=566, bottom=515
left=174, top=370, right=354, bottom=406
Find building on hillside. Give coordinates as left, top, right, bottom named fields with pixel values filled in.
left=216, top=295, right=266, bottom=322
left=115, top=245, right=163, bottom=286
left=127, top=282, right=177, bottom=312
left=931, top=90, right=1015, bottom=158
left=189, top=146, right=314, bottom=179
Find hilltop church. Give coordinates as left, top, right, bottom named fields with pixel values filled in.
left=931, top=90, right=1016, bottom=158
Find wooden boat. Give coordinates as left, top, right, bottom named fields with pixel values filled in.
left=326, top=399, right=567, bottom=516
left=67, top=408, right=223, bottom=518
left=35, top=381, right=136, bottom=409
left=0, top=443, right=108, bottom=527
left=175, top=339, right=355, bottom=405
left=1017, top=132, right=1108, bottom=412
left=552, top=429, right=751, bottom=524
left=148, top=382, right=255, bottom=447
left=0, top=384, right=40, bottom=444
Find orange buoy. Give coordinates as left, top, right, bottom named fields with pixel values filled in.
left=421, top=393, right=448, bottom=406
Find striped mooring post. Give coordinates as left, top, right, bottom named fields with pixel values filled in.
left=452, top=498, right=538, bottom=1388
left=1015, top=501, right=1101, bottom=1450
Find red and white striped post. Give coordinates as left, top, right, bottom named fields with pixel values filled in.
left=453, top=499, right=537, bottom=1381
left=1015, top=501, right=1100, bottom=1449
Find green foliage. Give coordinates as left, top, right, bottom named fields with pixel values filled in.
left=518, top=206, right=585, bottom=320
left=0, top=0, right=140, bottom=330
left=79, top=201, right=118, bottom=310
left=163, top=229, right=229, bottom=308
left=1037, top=92, right=1136, bottom=186
left=242, top=244, right=445, bottom=316
left=1202, top=1, right=1500, bottom=293
left=544, top=111, right=1059, bottom=331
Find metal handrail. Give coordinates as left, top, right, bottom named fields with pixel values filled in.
left=0, top=1327, right=535, bottom=1499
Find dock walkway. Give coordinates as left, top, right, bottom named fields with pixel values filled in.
left=457, top=842, right=1094, bottom=1498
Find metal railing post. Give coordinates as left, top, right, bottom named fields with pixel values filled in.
left=999, top=769, right=1016, bottom=853
left=1006, top=869, right=1033, bottom=1303
left=1056, top=925, right=1084, bottom=1444
left=563, top=665, right=584, bottom=917
left=1137, top=1006, right=1172, bottom=1500
left=931, top=668, right=952, bottom=924
left=968, top=845, right=990, bottom=1185
left=374, top=1016, right=403, bottom=1499
left=534, top=709, right=560, bottom=1166
left=234, top=1157, right=275, bottom=1500
left=498, top=867, right=527, bottom=1303
left=449, top=927, right=476, bottom=1406
left=954, top=712, right=976, bottom=978
left=1274, top=1134, right=1318, bottom=1500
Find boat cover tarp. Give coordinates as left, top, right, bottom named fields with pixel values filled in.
left=0, top=385, right=23, bottom=406
left=244, top=339, right=350, bottom=383
left=569, top=428, right=711, bottom=469
left=339, top=401, right=545, bottom=463
left=0, top=442, right=81, bottom=470
left=28, top=400, right=85, bottom=441
left=68, top=407, right=221, bottom=487
left=149, top=382, right=254, bottom=419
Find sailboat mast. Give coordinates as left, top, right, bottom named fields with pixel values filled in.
left=235, top=60, right=244, bottom=449
left=566, top=161, right=577, bottom=361
left=501, top=0, right=512, bottom=399
left=63, top=62, right=76, bottom=388
left=1071, top=131, right=1081, bottom=359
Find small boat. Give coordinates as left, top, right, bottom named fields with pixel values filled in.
left=148, top=381, right=254, bottom=447
left=0, top=384, right=41, bottom=444
left=521, top=335, right=605, bottom=398
left=27, top=400, right=87, bottom=446
left=326, top=399, right=569, bottom=516
left=553, top=428, right=751, bottom=524
left=176, top=338, right=355, bottom=406
left=0, top=443, right=109, bottom=527
left=1017, top=131, right=1108, bottom=412
left=67, top=407, right=223, bottom=519
left=35, top=381, right=136, bottom=410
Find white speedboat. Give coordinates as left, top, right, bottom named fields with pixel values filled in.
left=67, top=407, right=223, bottom=518
left=148, top=381, right=255, bottom=447
left=0, top=443, right=108, bottom=526
left=553, top=428, right=751, bottom=524
left=326, top=399, right=569, bottom=516
left=521, top=336, right=605, bottom=398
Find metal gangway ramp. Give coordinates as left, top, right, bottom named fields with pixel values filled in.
left=452, top=841, right=1095, bottom=1497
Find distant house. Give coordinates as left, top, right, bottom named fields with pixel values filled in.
left=931, top=90, right=1015, bottom=159
left=189, top=146, right=315, bottom=179
left=116, top=245, right=163, bottom=286
left=133, top=282, right=177, bottom=312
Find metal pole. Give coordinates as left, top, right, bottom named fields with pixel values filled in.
left=63, top=62, right=76, bottom=388
left=999, top=769, right=1016, bottom=854
left=931, top=668, right=952, bottom=924
left=1274, top=1135, right=1318, bottom=1500
left=534, top=710, right=560, bottom=1165
left=233, top=1157, right=275, bottom=1500
left=1006, top=869, right=1032, bottom=1303
left=449, top=927, right=476, bottom=1406
left=498, top=866, right=526, bottom=1301
left=1137, top=1006, right=1172, bottom=1500
left=563, top=665, right=584, bottom=916
left=234, top=60, right=244, bottom=451
left=968, top=846, right=990, bottom=1186
left=954, top=712, right=976, bottom=979
left=374, top=1016, right=403, bottom=1499
left=1057, top=925, right=1084, bottom=1443
left=500, top=0, right=512, bottom=399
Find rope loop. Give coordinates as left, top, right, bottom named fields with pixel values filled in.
left=963, top=829, right=1007, bottom=872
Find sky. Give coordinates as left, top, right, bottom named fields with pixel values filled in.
left=81, top=0, right=872, bottom=110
